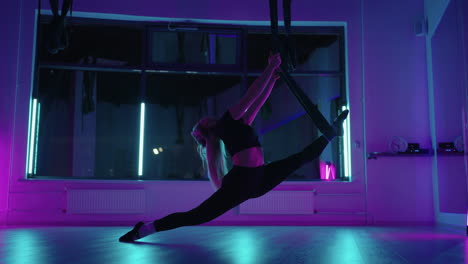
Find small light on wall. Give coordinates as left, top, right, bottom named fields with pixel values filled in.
left=153, top=148, right=160, bottom=155
left=158, top=147, right=163, bottom=152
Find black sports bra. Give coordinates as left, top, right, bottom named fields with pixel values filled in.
left=214, top=111, right=261, bottom=156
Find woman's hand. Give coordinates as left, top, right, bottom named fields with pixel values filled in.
left=268, top=52, right=282, bottom=69
left=272, top=70, right=281, bottom=81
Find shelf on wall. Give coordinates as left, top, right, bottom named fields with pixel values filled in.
left=367, top=150, right=434, bottom=160
left=436, top=150, right=465, bottom=156
left=368, top=149, right=466, bottom=159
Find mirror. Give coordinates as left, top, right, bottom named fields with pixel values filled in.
left=431, top=0, right=468, bottom=229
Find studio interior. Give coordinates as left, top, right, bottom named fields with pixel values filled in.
left=1, top=0, right=467, bottom=263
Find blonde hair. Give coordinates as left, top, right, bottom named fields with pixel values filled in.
left=192, top=119, right=229, bottom=181
left=197, top=138, right=229, bottom=180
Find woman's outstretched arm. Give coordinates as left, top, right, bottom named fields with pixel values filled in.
left=228, top=53, right=281, bottom=120
left=242, top=72, right=280, bottom=125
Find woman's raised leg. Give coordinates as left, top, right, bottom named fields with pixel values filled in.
left=256, top=136, right=329, bottom=197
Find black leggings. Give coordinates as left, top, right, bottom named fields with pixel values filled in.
left=153, top=136, right=328, bottom=232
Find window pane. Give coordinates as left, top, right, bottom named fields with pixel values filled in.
left=258, top=76, right=347, bottom=181
left=143, top=73, right=242, bottom=180
left=32, top=69, right=141, bottom=178
left=94, top=72, right=141, bottom=179
left=150, top=31, right=239, bottom=66
left=38, top=22, right=143, bottom=66
left=30, top=19, right=348, bottom=182
left=247, top=33, right=341, bottom=72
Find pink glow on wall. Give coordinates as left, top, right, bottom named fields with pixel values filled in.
left=320, top=161, right=336, bottom=181
left=464, top=108, right=468, bottom=228
left=0, top=136, right=9, bottom=209
left=465, top=238, right=468, bottom=263
left=0, top=0, right=21, bottom=215
left=1, top=0, right=367, bottom=226
left=2, top=0, right=443, bottom=226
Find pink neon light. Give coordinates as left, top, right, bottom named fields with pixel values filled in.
left=319, top=161, right=336, bottom=181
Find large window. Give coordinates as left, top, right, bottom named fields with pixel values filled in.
left=28, top=17, right=350, bottom=181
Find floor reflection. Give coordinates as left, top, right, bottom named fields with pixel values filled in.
left=0, top=225, right=465, bottom=264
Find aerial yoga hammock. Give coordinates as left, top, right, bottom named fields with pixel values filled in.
left=269, top=0, right=336, bottom=136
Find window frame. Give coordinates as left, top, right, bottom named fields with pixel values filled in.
left=29, top=16, right=349, bottom=181
left=147, top=26, right=244, bottom=72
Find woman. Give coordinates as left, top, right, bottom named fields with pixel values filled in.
left=119, top=53, right=349, bottom=242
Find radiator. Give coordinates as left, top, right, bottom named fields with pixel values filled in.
left=67, top=189, right=145, bottom=214
left=239, top=190, right=315, bottom=215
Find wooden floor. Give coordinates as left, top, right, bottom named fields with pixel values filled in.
left=0, top=225, right=466, bottom=264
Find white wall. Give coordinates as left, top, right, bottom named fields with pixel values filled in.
left=364, top=0, right=433, bottom=223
